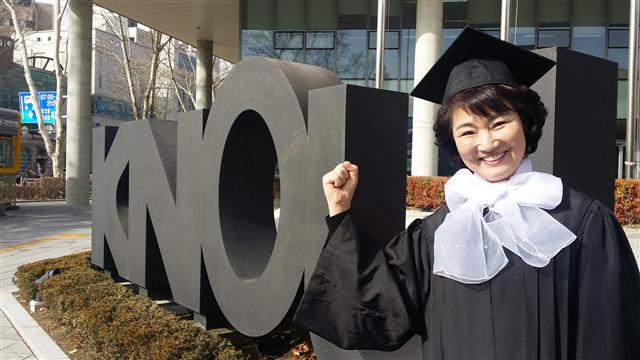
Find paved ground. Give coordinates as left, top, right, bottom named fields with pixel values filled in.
left=0, top=202, right=638, bottom=360
left=0, top=310, right=35, bottom=360
left=626, top=227, right=640, bottom=266
left=1, top=202, right=90, bottom=360
left=0, top=202, right=90, bottom=249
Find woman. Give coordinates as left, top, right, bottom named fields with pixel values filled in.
left=294, top=28, right=640, bottom=359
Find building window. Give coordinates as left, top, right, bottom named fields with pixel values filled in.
left=47, top=37, right=51, bottom=41
left=608, top=28, right=629, bottom=48
left=537, top=28, right=570, bottom=48
left=608, top=27, right=629, bottom=70
left=305, top=31, right=335, bottom=50
left=477, top=28, right=500, bottom=39
left=443, top=28, right=464, bottom=52
left=336, top=30, right=368, bottom=79
left=274, top=31, right=303, bottom=50
left=36, top=37, right=41, bottom=42
left=572, top=26, right=605, bottom=58
left=368, top=30, right=400, bottom=50
left=510, top=27, right=536, bottom=49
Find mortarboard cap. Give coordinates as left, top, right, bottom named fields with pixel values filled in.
left=411, top=27, right=556, bottom=104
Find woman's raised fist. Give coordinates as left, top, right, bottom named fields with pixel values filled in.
left=322, top=161, right=359, bottom=216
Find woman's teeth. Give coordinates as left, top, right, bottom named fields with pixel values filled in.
left=483, top=151, right=506, bottom=162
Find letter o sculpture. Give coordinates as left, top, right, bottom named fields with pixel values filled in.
left=202, top=57, right=341, bottom=336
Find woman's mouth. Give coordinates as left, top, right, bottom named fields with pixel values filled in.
left=481, top=151, right=506, bottom=165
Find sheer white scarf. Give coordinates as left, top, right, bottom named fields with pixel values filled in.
left=433, top=158, right=577, bottom=284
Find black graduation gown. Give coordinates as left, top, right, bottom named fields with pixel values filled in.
left=294, top=187, right=640, bottom=359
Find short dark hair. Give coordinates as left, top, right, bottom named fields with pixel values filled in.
left=433, top=84, right=547, bottom=164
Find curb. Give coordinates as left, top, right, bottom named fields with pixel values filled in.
left=15, top=199, right=66, bottom=203
left=0, top=291, right=69, bottom=360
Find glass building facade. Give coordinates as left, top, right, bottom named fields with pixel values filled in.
left=240, top=0, right=634, bottom=171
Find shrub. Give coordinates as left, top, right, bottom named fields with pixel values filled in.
left=614, top=179, right=640, bottom=226
left=406, top=176, right=447, bottom=211
left=15, top=252, right=88, bottom=302
left=15, top=252, right=243, bottom=360
left=16, top=177, right=65, bottom=200
left=406, top=176, right=640, bottom=225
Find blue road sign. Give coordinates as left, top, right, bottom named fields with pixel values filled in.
left=19, top=91, right=57, bottom=124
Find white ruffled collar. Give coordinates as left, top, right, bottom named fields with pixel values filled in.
left=433, top=158, right=577, bottom=284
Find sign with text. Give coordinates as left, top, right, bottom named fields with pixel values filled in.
left=92, top=57, right=413, bottom=359
left=19, top=91, right=57, bottom=124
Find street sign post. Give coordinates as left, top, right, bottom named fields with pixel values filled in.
left=18, top=91, right=57, bottom=124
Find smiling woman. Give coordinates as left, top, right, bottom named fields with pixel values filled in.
left=433, top=82, right=547, bottom=177
left=295, top=27, right=640, bottom=359
left=451, top=107, right=526, bottom=182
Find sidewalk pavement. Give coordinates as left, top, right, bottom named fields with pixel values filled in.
left=0, top=203, right=638, bottom=360
left=626, top=227, right=640, bottom=266
left=1, top=202, right=90, bottom=360
left=0, top=232, right=90, bottom=360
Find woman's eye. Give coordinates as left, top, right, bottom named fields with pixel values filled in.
left=459, top=130, right=474, bottom=137
left=492, top=121, right=507, bottom=129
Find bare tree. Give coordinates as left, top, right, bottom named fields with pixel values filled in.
left=163, top=40, right=233, bottom=113
left=141, top=29, right=170, bottom=118
left=95, top=8, right=170, bottom=120
left=164, top=41, right=196, bottom=112
left=114, top=15, right=141, bottom=119
left=243, top=30, right=367, bottom=78
left=95, top=7, right=231, bottom=120
left=212, top=56, right=233, bottom=97
left=3, top=0, right=67, bottom=177
left=95, top=10, right=141, bottom=119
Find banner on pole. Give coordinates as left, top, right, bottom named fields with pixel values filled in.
left=19, top=91, right=57, bottom=124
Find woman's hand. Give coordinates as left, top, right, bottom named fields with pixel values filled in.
left=322, top=161, right=359, bottom=216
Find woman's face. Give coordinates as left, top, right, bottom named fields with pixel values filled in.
left=452, top=107, right=526, bottom=182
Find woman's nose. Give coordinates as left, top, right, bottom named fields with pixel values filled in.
left=477, top=130, right=496, bottom=152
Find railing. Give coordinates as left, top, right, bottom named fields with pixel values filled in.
left=18, top=177, right=42, bottom=186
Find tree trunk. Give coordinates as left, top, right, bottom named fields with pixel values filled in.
left=167, top=46, right=188, bottom=112
left=117, top=15, right=141, bottom=120
left=4, top=0, right=61, bottom=176
left=142, top=30, right=166, bottom=119
left=52, top=0, right=66, bottom=177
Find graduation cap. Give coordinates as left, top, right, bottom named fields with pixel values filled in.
left=411, top=27, right=556, bottom=104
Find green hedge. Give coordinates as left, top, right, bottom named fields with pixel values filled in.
left=407, top=176, right=640, bottom=225
left=15, top=253, right=243, bottom=360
